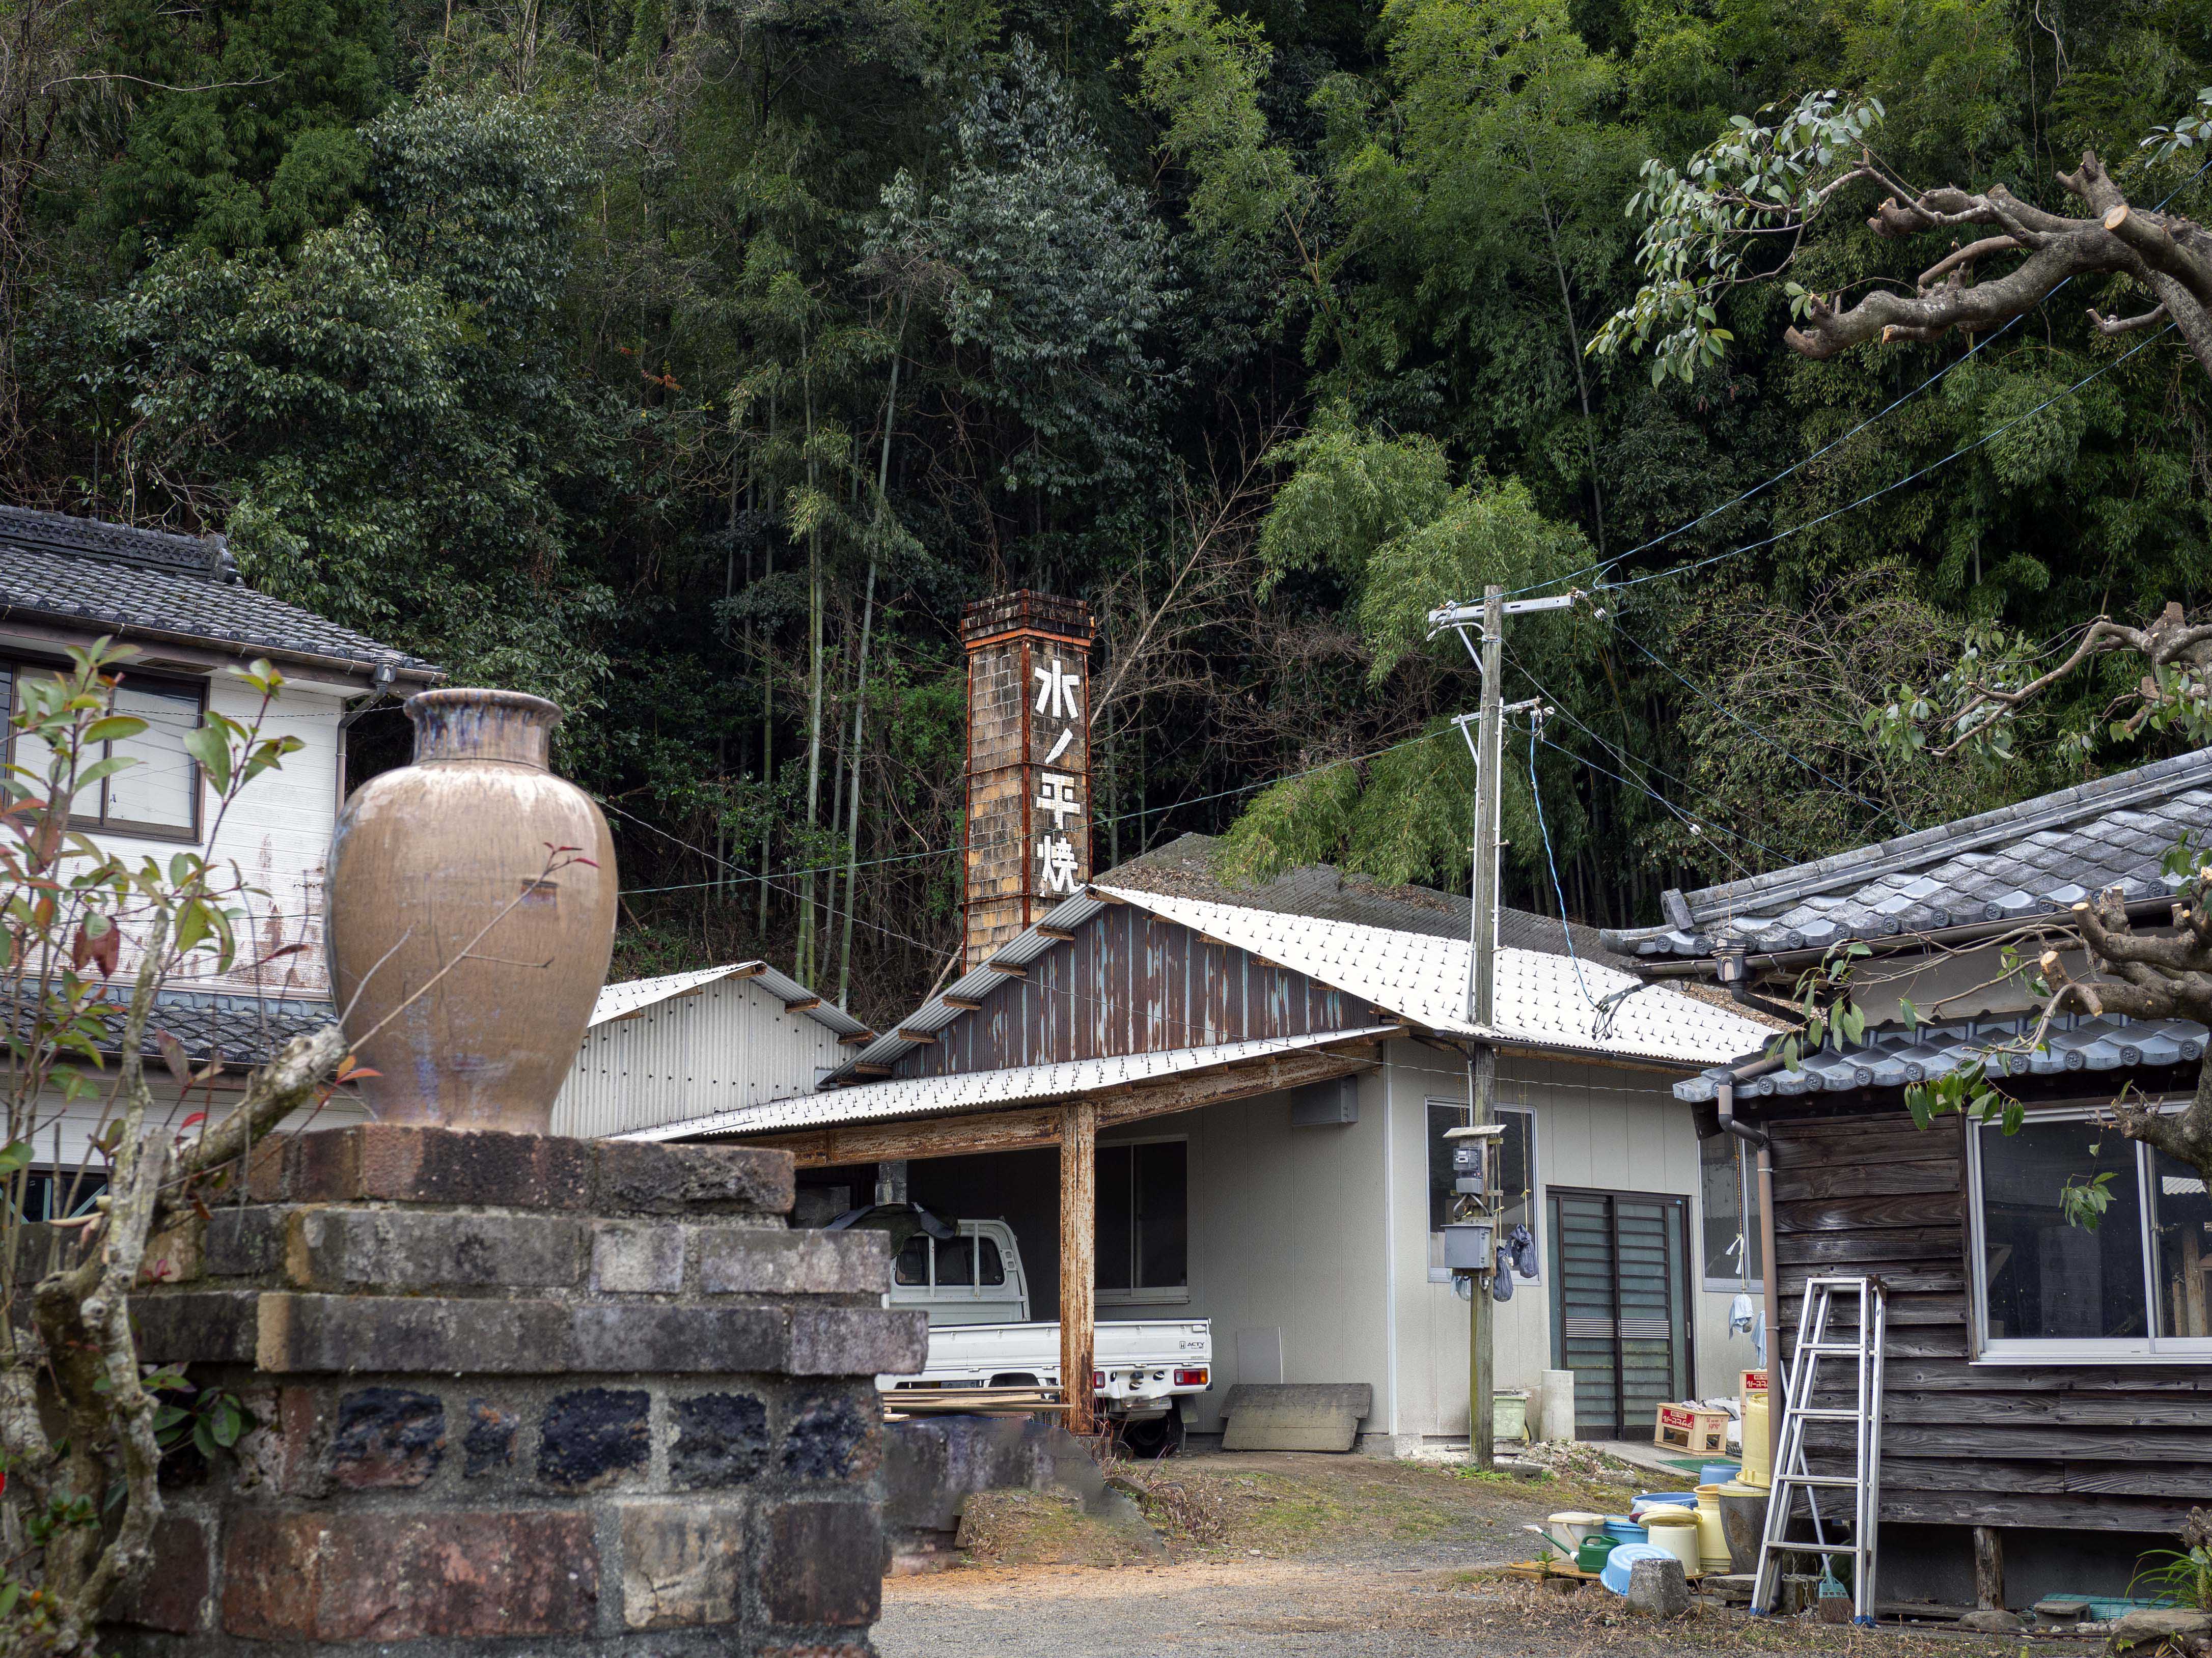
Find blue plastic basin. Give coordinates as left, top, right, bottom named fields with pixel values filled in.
left=1600, top=1543, right=1673, bottom=1595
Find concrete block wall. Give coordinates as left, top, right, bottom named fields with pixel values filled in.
left=113, top=1124, right=927, bottom=1655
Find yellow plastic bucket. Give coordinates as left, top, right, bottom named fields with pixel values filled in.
left=1739, top=1392, right=1771, bottom=1486
left=1643, top=1508, right=1702, bottom=1575
left=1693, top=1484, right=1730, bottom=1572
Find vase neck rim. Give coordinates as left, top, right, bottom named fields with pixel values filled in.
left=406, top=689, right=563, bottom=769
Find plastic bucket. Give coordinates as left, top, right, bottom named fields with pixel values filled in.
left=1549, top=1511, right=1605, bottom=1545
left=1740, top=1394, right=1771, bottom=1486
left=1693, top=1484, right=1730, bottom=1572
left=1631, top=1492, right=1698, bottom=1518
left=1701, top=1462, right=1740, bottom=1486
left=1643, top=1509, right=1701, bottom=1576
left=1603, top=1519, right=1648, bottom=1545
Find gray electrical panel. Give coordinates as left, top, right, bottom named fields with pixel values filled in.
left=1287, top=1076, right=1359, bottom=1127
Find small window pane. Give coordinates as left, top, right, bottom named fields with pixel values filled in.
left=2151, top=1151, right=2212, bottom=1339
left=976, top=1235, right=1006, bottom=1286
left=1981, top=1121, right=2148, bottom=1341
left=1135, top=1141, right=1187, bottom=1289
left=1096, top=1146, right=1133, bottom=1292
left=893, top=1233, right=930, bottom=1286
left=1427, top=1100, right=1469, bottom=1232
left=936, top=1236, right=975, bottom=1287
left=10, top=673, right=63, bottom=800
left=105, top=683, right=199, bottom=832
left=1701, top=1131, right=1763, bottom=1287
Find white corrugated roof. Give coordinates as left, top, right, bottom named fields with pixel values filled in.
left=588, top=963, right=871, bottom=1039
left=617, top=1024, right=1397, bottom=1141
left=1094, top=886, right=1773, bottom=1066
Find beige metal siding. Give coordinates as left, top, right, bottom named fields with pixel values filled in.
left=550, top=976, right=841, bottom=1138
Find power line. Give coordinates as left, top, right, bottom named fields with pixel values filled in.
left=1516, top=149, right=2212, bottom=602
left=1536, top=733, right=1763, bottom=883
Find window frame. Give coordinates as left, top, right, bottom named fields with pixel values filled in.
left=4, top=657, right=206, bottom=844
left=1967, top=1099, right=2212, bottom=1365
left=1699, top=1130, right=1765, bottom=1295
left=1425, top=1097, right=1540, bottom=1286
left=1096, top=1132, right=1190, bottom=1307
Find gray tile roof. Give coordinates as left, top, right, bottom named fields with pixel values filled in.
left=1602, top=748, right=2212, bottom=960
left=1673, top=1010, right=2207, bottom=1103
left=1100, top=832, right=1634, bottom=967
left=0, top=505, right=439, bottom=682
left=27, top=987, right=335, bottom=1069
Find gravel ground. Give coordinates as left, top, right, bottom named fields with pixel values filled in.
left=873, top=1452, right=2047, bottom=1658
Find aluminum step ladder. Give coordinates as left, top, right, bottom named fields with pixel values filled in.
left=1752, top=1275, right=1886, bottom=1625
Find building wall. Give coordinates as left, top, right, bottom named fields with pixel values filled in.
left=551, top=975, right=844, bottom=1138
left=1152, top=1039, right=1752, bottom=1445
left=41, top=668, right=353, bottom=1002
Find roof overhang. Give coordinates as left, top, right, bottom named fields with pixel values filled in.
left=586, top=962, right=870, bottom=1041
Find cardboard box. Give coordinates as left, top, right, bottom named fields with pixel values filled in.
left=1654, top=1402, right=1730, bottom=1456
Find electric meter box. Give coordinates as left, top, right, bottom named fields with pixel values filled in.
left=1443, top=1220, right=1495, bottom=1272
left=1451, top=1139, right=1487, bottom=1195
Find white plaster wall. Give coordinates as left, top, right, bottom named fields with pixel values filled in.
left=1393, top=1048, right=1756, bottom=1440
left=1110, top=1056, right=1394, bottom=1439
left=46, top=671, right=350, bottom=1001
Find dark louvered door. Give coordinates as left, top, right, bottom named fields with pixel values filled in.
left=1548, top=1189, right=1692, bottom=1439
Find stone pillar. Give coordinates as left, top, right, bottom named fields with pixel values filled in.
left=114, top=1125, right=926, bottom=1655
left=960, top=591, right=1094, bottom=970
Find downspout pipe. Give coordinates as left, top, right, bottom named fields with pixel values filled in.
left=1717, top=1076, right=1783, bottom=1481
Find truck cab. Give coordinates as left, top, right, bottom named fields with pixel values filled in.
left=882, top=1215, right=1030, bottom=1327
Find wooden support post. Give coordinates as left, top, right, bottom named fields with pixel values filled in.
left=1466, top=583, right=1504, bottom=1472
left=1972, top=1525, right=2004, bottom=1612
left=1059, top=1099, right=1098, bottom=1436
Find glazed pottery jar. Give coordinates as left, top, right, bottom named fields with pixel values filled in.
left=325, top=689, right=617, bottom=1132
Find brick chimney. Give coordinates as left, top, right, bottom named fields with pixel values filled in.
left=961, top=591, right=1095, bottom=970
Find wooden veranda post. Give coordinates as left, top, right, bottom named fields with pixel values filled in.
left=1060, top=1099, right=1098, bottom=1435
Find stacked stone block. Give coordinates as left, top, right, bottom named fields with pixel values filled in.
left=115, top=1124, right=926, bottom=1655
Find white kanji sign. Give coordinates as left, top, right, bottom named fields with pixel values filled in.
left=1034, top=657, right=1081, bottom=720
left=1037, top=833, right=1079, bottom=894
left=1035, top=770, right=1081, bottom=830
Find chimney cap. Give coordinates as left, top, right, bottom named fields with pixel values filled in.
left=960, top=589, right=1094, bottom=647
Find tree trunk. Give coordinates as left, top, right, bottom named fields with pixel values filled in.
left=798, top=346, right=824, bottom=986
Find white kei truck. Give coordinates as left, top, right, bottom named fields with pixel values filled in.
left=841, top=1205, right=1211, bottom=1454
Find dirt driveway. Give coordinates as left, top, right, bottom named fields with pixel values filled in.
left=874, top=1452, right=2029, bottom=1658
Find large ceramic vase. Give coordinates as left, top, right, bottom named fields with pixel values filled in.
left=326, top=689, right=617, bottom=1133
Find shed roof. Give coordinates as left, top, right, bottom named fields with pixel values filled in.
left=619, top=1024, right=1397, bottom=1140
left=1100, top=886, right=1775, bottom=1066
left=1673, top=1011, right=2207, bottom=1103
left=588, top=963, right=869, bottom=1039
left=1603, top=748, right=2212, bottom=962
left=0, top=505, right=440, bottom=684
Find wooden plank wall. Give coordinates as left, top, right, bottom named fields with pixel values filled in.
left=899, top=904, right=1359, bottom=1078
left=1769, top=1110, right=2212, bottom=1538
left=1771, top=1108, right=2212, bottom=1534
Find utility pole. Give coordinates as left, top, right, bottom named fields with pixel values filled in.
left=1432, top=582, right=1574, bottom=1473
left=1467, top=584, right=1503, bottom=1470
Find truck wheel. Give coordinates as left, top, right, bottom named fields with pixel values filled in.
left=1120, top=1401, right=1185, bottom=1459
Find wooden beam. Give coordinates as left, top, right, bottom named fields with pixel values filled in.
left=838, top=1031, right=877, bottom=1045
left=895, top=1029, right=937, bottom=1044
left=742, top=1041, right=1382, bottom=1166
left=1034, top=925, right=1076, bottom=942
left=852, top=1064, right=892, bottom=1077
left=982, top=963, right=1026, bottom=978
left=784, top=997, right=823, bottom=1011
left=1972, top=1526, right=2003, bottom=1611
left=1060, top=1098, right=1098, bottom=1437
left=942, top=995, right=984, bottom=1011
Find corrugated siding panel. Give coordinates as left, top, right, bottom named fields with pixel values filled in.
left=550, top=976, right=841, bottom=1137
left=890, top=907, right=1358, bottom=1080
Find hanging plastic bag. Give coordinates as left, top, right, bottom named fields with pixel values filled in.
left=1492, top=1245, right=1515, bottom=1300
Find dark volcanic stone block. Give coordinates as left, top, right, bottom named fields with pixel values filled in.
left=203, top=1207, right=284, bottom=1278
left=327, top=1387, right=445, bottom=1488
left=670, top=1392, right=769, bottom=1488
left=255, top=1294, right=572, bottom=1374
left=286, top=1125, right=597, bottom=1210
left=537, top=1387, right=650, bottom=1490
left=761, top=1501, right=880, bottom=1628
left=220, top=1509, right=599, bottom=1639
left=571, top=1302, right=787, bottom=1373
left=782, top=1390, right=875, bottom=1483
left=462, top=1398, right=518, bottom=1477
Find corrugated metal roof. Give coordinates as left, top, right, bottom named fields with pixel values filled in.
left=587, top=962, right=870, bottom=1039
left=620, top=1024, right=1398, bottom=1141
left=1674, top=1011, right=2208, bottom=1103
left=1097, top=886, right=1775, bottom=1067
